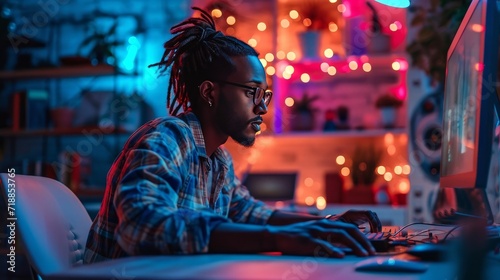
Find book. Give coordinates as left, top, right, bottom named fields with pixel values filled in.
left=11, top=89, right=49, bottom=130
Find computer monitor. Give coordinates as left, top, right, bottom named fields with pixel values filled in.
left=242, top=172, right=297, bottom=202
left=436, top=0, right=500, bottom=224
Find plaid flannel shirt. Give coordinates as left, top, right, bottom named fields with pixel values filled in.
left=83, top=112, right=274, bottom=263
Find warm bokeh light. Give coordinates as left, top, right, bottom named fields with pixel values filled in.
left=316, top=196, right=327, bottom=210
left=248, top=38, right=257, bottom=47
left=348, top=61, right=358, bottom=70
left=289, top=10, right=299, bottom=19
left=283, top=72, right=292, bottom=79
left=377, top=166, right=386, bottom=175
left=392, top=61, right=401, bottom=71
left=286, top=52, right=296, bottom=61
left=225, top=27, right=235, bottom=35
left=266, top=66, right=276, bottom=75
left=285, top=97, right=295, bottom=107
left=265, top=53, right=275, bottom=62
left=394, top=165, right=403, bottom=175
left=387, top=145, right=396, bottom=156
left=362, top=62, right=372, bottom=72
left=285, top=65, right=294, bottom=74
left=336, top=155, right=346, bottom=165
left=305, top=196, right=315, bottom=206
left=337, top=4, right=346, bottom=13
left=360, top=55, right=369, bottom=62
left=329, top=0, right=338, bottom=3
left=471, top=24, right=484, bottom=32
left=304, top=177, right=314, bottom=187
left=300, top=73, right=310, bottom=83
left=281, top=19, right=290, bottom=28
left=398, top=181, right=410, bottom=194
left=324, top=48, right=334, bottom=58
left=327, top=66, right=337, bottom=76
left=320, top=62, right=329, bottom=72
left=341, top=167, right=350, bottom=176
left=329, top=22, right=338, bottom=32
left=384, top=133, right=394, bottom=145
left=389, top=23, right=398, bottom=32
left=384, top=172, right=393, bottom=181
left=259, top=58, right=267, bottom=67
left=402, top=165, right=411, bottom=175
left=257, top=22, right=267, bottom=31
left=303, top=18, right=312, bottom=27
left=211, top=9, right=222, bottom=18
left=260, top=122, right=267, bottom=132
left=226, top=16, right=236, bottom=26
left=475, top=63, right=484, bottom=71
left=277, top=51, right=286, bottom=60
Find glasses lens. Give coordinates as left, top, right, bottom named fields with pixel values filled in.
left=254, top=88, right=263, bottom=105
left=264, top=91, right=272, bottom=105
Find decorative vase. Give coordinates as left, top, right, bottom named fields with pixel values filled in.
left=298, top=31, right=321, bottom=59
left=379, top=107, right=397, bottom=128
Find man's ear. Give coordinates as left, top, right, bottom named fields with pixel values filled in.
left=199, top=80, right=216, bottom=106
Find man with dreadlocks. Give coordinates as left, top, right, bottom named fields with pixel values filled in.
left=84, top=7, right=381, bottom=263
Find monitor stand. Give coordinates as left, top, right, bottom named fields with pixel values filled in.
left=433, top=188, right=494, bottom=225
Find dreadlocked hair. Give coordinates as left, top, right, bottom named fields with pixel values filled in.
left=148, top=7, right=259, bottom=116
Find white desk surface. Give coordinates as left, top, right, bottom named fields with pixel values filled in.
left=45, top=252, right=500, bottom=280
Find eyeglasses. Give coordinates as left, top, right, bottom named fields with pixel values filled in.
left=214, top=80, right=273, bottom=106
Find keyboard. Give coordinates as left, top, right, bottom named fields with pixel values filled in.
left=365, top=232, right=392, bottom=252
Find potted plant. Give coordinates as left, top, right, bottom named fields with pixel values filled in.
left=344, top=144, right=383, bottom=204
left=295, top=0, right=335, bottom=59
left=375, top=93, right=403, bottom=128
left=289, top=92, right=319, bottom=131
left=78, top=21, right=123, bottom=66
left=406, top=0, right=471, bottom=86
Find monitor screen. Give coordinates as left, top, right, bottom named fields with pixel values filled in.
left=435, top=0, right=499, bottom=225
left=440, top=0, right=498, bottom=189
left=242, top=173, right=297, bottom=202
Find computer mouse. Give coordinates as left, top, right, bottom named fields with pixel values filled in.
left=355, top=257, right=428, bottom=273
left=405, top=243, right=448, bottom=262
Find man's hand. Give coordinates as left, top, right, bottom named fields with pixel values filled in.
left=326, top=210, right=382, bottom=233
left=268, top=219, right=376, bottom=258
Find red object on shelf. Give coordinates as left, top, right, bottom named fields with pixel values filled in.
left=342, top=186, right=375, bottom=204
left=392, top=193, right=408, bottom=206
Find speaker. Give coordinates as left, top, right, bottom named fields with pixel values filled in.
left=407, top=69, right=443, bottom=223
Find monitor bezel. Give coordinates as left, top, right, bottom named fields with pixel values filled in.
left=440, top=0, right=499, bottom=189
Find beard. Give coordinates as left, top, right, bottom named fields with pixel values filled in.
left=214, top=94, right=256, bottom=147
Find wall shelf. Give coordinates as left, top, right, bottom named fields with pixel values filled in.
left=0, top=64, right=117, bottom=80
left=0, top=126, right=128, bottom=137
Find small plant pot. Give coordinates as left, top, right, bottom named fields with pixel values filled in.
left=51, top=108, right=74, bottom=129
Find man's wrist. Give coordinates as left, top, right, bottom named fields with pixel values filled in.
left=261, top=225, right=277, bottom=252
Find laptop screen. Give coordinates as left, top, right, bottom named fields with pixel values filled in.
left=242, top=173, right=297, bottom=202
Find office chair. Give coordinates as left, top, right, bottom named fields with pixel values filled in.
left=0, top=174, right=92, bottom=279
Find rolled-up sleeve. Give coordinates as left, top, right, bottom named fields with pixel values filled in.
left=114, top=138, right=229, bottom=255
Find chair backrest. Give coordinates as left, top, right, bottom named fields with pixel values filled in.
left=0, top=174, right=92, bottom=277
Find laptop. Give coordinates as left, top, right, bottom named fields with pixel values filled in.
left=242, top=172, right=297, bottom=204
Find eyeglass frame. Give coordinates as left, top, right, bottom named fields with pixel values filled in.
left=213, top=80, right=273, bottom=106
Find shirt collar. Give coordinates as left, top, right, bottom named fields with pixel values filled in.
left=178, top=111, right=229, bottom=168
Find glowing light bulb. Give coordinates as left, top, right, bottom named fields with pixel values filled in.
left=300, top=73, right=311, bottom=83
left=226, top=16, right=236, bottom=25
left=257, top=22, right=267, bottom=31
left=336, top=155, right=345, bottom=165
left=377, top=166, right=386, bottom=175
left=285, top=97, right=294, bottom=107
left=341, top=167, right=350, bottom=176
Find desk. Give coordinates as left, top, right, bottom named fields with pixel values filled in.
left=45, top=253, right=500, bottom=280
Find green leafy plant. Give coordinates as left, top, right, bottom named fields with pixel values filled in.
left=292, top=92, right=320, bottom=114
left=351, top=144, right=383, bottom=187
left=375, top=94, right=403, bottom=109
left=406, top=0, right=471, bottom=85
left=79, top=21, right=123, bottom=65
